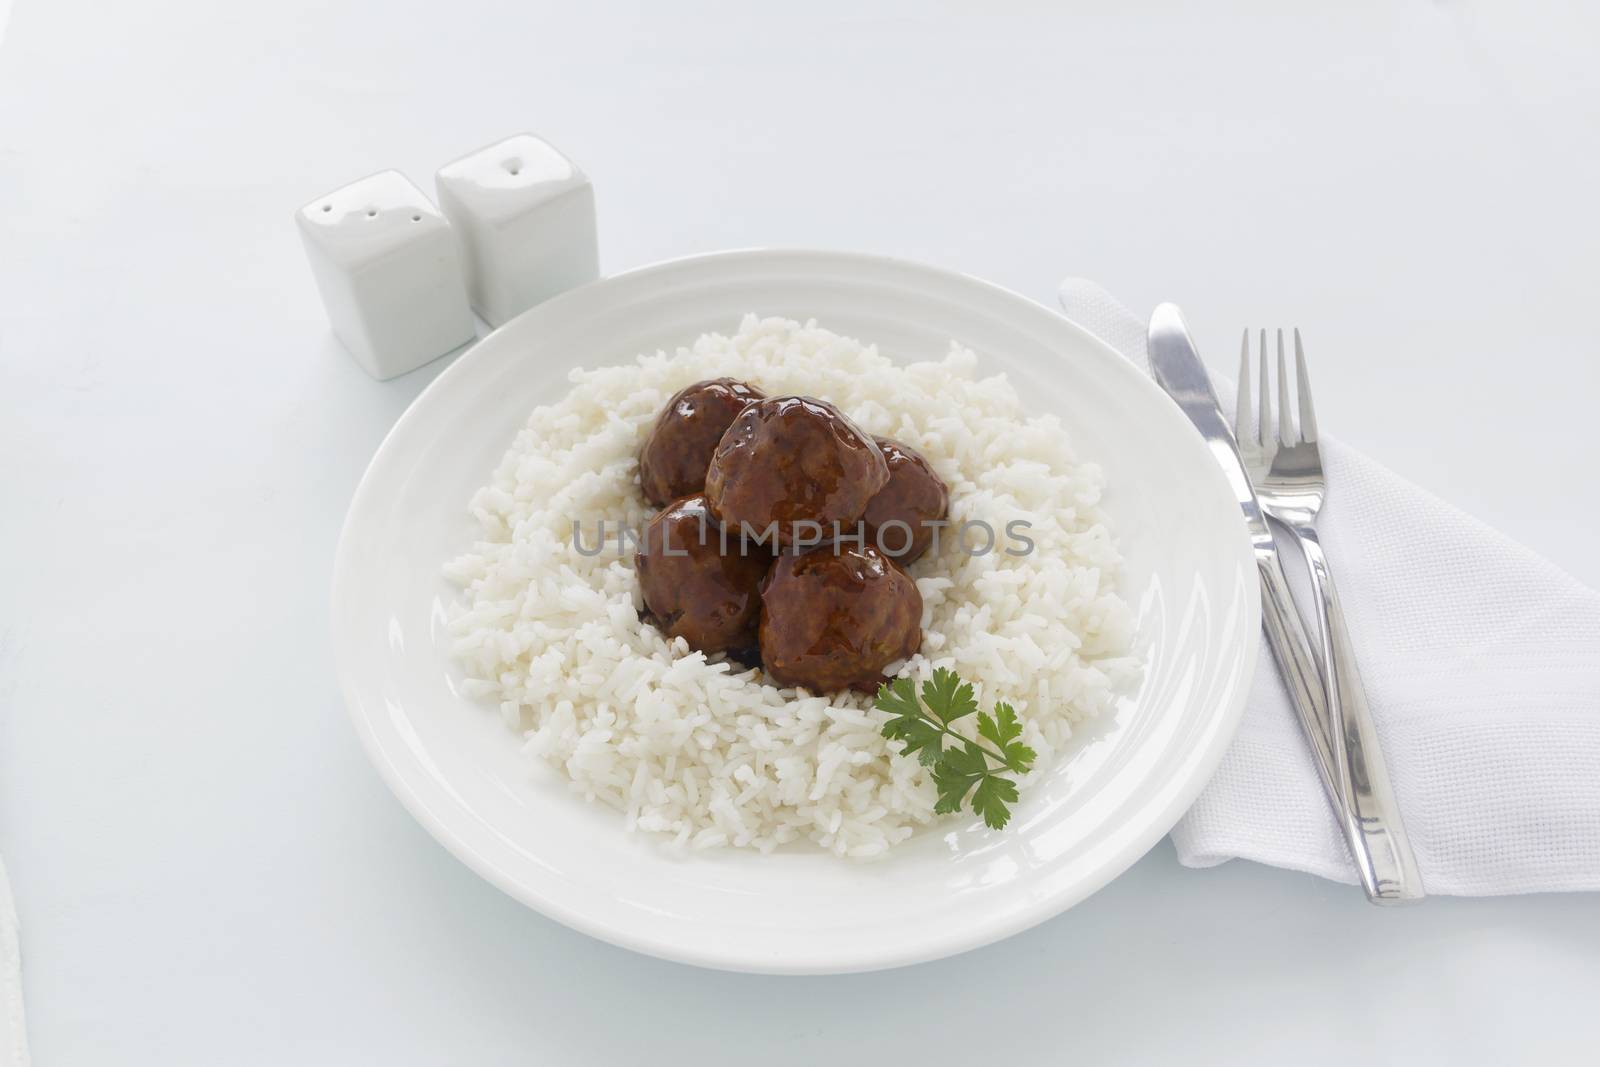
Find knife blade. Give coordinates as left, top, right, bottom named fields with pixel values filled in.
left=1146, top=303, right=1349, bottom=868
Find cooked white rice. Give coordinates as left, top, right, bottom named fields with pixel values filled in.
left=444, top=315, right=1135, bottom=858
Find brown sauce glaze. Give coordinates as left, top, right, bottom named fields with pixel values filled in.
left=638, top=378, right=764, bottom=507
left=758, top=544, right=922, bottom=694
left=704, top=396, right=888, bottom=546
left=861, top=436, right=949, bottom=564
left=635, top=494, right=776, bottom=654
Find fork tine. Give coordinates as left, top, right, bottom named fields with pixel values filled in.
left=1235, top=329, right=1252, bottom=444
left=1276, top=328, right=1295, bottom=444
left=1257, top=329, right=1271, bottom=447
left=1294, top=328, right=1318, bottom=442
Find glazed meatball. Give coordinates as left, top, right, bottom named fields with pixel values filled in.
left=704, top=396, right=888, bottom=546
left=638, top=378, right=764, bottom=507
left=759, top=544, right=922, bottom=694
left=635, top=495, right=775, bottom=654
left=861, top=437, right=949, bottom=564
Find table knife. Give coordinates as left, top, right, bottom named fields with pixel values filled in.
left=1146, top=303, right=1422, bottom=903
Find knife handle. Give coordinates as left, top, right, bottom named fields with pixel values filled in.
left=1291, top=524, right=1425, bottom=903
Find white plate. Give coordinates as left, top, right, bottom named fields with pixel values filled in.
left=331, top=249, right=1259, bottom=974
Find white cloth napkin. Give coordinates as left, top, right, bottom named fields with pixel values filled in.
left=0, top=859, right=26, bottom=1067
left=1059, top=278, right=1600, bottom=895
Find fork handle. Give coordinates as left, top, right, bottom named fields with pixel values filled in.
left=1256, top=552, right=1346, bottom=863
left=1288, top=523, right=1425, bottom=903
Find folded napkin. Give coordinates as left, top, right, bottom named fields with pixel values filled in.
left=1059, top=278, right=1600, bottom=895
left=1, top=859, right=26, bottom=1067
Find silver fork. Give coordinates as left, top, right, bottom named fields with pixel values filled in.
left=1237, top=329, right=1424, bottom=904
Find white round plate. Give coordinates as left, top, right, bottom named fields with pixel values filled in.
left=332, top=249, right=1259, bottom=974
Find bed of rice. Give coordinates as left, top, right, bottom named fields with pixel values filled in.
left=443, top=315, right=1135, bottom=858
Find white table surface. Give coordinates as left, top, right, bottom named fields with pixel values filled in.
left=4, top=1, right=1599, bottom=1062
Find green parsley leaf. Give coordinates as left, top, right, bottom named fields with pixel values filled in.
left=876, top=676, right=921, bottom=723
left=875, top=672, right=1034, bottom=830
left=902, top=718, right=948, bottom=767
left=920, top=667, right=978, bottom=725
left=930, top=746, right=985, bottom=814
left=943, top=739, right=990, bottom=777
left=877, top=678, right=945, bottom=765
left=931, top=770, right=972, bottom=815
left=970, top=773, right=1021, bottom=830
left=978, top=702, right=1036, bottom=774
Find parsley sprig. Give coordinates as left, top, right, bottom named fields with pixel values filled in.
left=875, top=668, right=1037, bottom=830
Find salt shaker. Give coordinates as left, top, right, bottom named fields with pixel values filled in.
left=435, top=134, right=599, bottom=327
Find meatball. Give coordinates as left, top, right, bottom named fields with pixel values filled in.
left=759, top=544, right=922, bottom=694
left=704, top=396, right=888, bottom=546
left=635, top=495, right=774, bottom=654
left=638, top=378, right=764, bottom=507
left=861, top=437, right=949, bottom=564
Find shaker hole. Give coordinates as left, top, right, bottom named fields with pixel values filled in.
left=320, top=204, right=332, bottom=212
left=504, top=158, right=522, bottom=176
left=366, top=209, right=378, bottom=218
left=411, top=214, right=422, bottom=222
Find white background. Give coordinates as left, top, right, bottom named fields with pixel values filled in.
left=3, top=1, right=1599, bottom=1063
